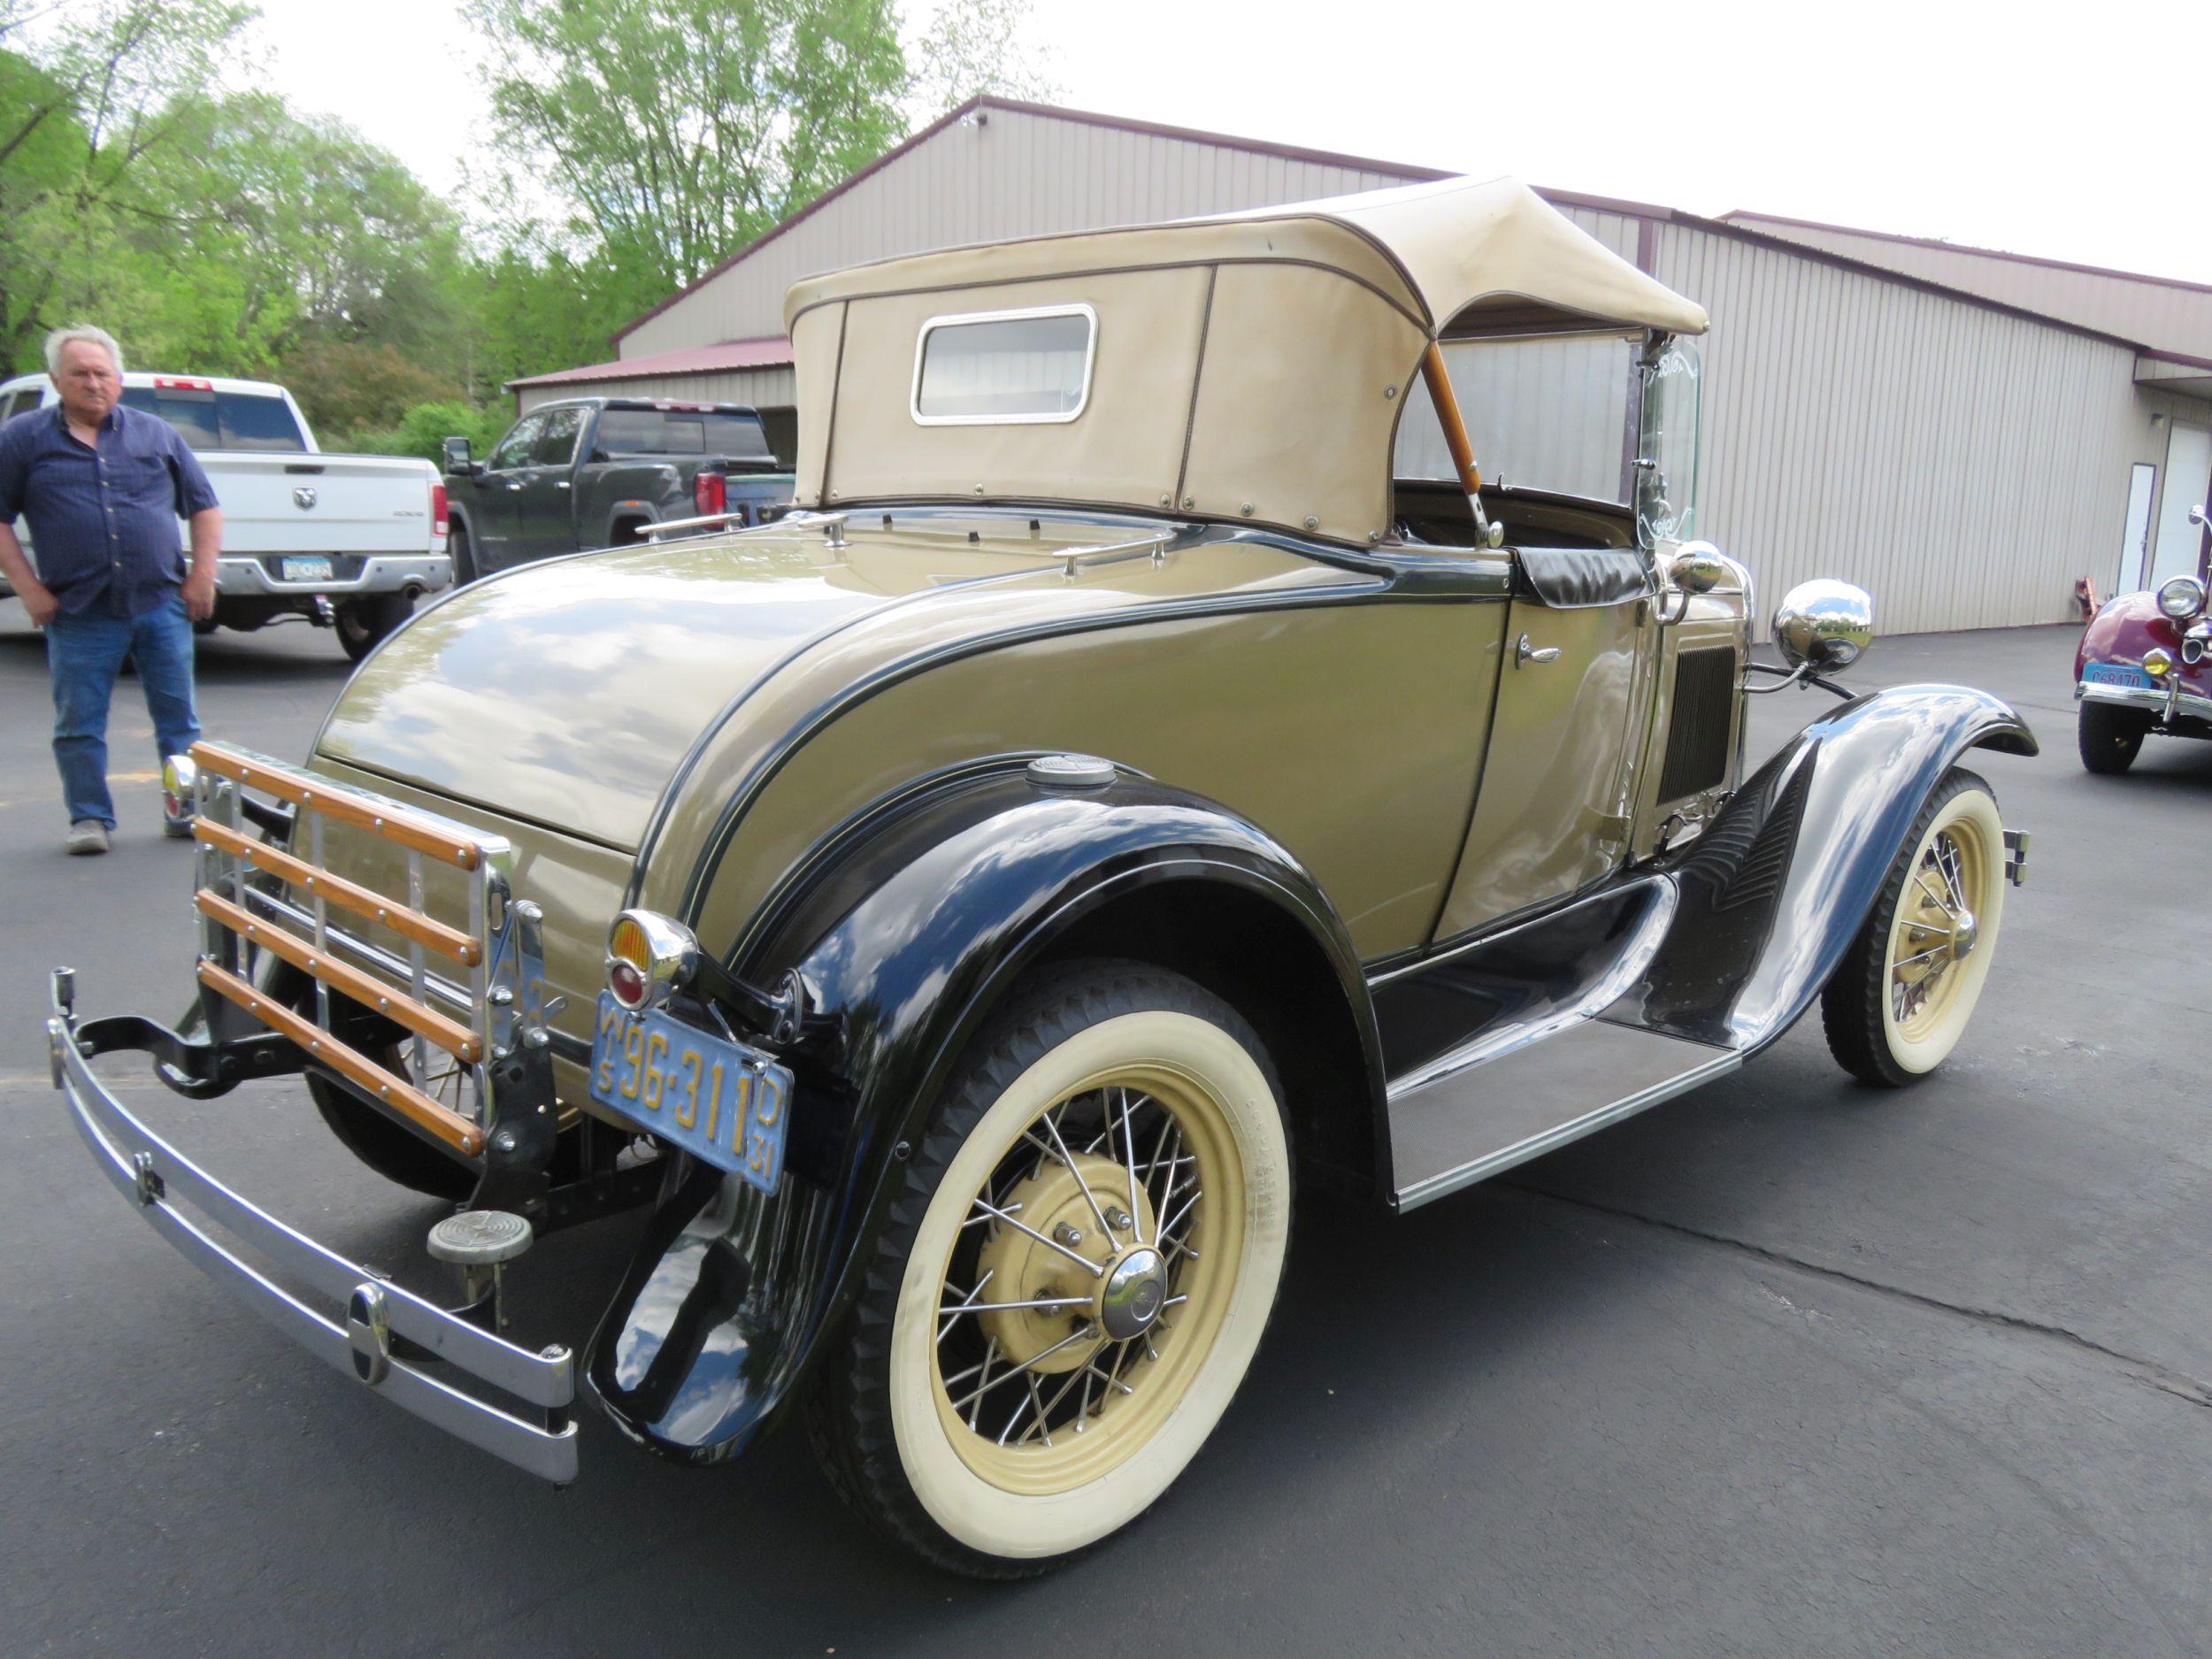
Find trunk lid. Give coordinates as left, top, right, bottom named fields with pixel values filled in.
left=313, top=529, right=1055, bottom=849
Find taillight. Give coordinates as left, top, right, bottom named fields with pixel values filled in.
left=607, top=910, right=699, bottom=1012
left=430, top=480, right=449, bottom=537
left=152, top=375, right=214, bottom=390
left=695, top=470, right=726, bottom=517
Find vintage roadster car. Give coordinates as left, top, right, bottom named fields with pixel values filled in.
left=2075, top=503, right=2211, bottom=772
left=50, top=176, right=2035, bottom=1577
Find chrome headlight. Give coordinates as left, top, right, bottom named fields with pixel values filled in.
left=606, top=909, right=699, bottom=1012
left=2156, top=575, right=2207, bottom=620
left=1772, top=579, right=1875, bottom=672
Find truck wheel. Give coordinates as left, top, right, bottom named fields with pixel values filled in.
left=2077, top=701, right=2147, bottom=774
left=1821, top=769, right=2005, bottom=1087
left=805, top=962, right=1292, bottom=1578
left=449, top=522, right=479, bottom=584
left=334, top=592, right=412, bottom=662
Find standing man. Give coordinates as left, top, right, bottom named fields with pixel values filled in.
left=0, top=325, right=221, bottom=855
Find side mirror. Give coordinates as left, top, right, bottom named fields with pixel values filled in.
left=1773, top=579, right=1874, bottom=672
left=442, top=436, right=476, bottom=475
left=1667, top=540, right=1730, bottom=595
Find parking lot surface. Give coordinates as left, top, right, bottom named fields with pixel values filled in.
left=3, top=612, right=2206, bottom=1657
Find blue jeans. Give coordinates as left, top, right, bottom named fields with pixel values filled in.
left=45, top=596, right=202, bottom=828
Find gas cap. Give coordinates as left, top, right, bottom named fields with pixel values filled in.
left=1026, top=753, right=1115, bottom=789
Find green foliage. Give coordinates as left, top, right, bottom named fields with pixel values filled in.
left=344, top=399, right=512, bottom=466
left=0, top=0, right=1058, bottom=429
left=284, top=341, right=464, bottom=441
left=465, top=0, right=909, bottom=294
left=0, top=1, right=256, bottom=371
left=451, top=242, right=665, bottom=393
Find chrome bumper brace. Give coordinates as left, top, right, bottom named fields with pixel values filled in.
left=48, top=972, right=578, bottom=1483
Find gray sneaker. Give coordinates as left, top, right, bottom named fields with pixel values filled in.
left=67, top=819, right=110, bottom=856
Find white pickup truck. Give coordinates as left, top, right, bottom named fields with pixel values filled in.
left=0, top=372, right=451, bottom=659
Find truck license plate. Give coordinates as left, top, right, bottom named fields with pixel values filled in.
left=282, top=557, right=334, bottom=583
left=2082, top=661, right=2154, bottom=691
left=588, top=994, right=790, bottom=1194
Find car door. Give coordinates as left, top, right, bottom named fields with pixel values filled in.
left=512, top=404, right=588, bottom=557
left=466, top=411, right=547, bottom=572
left=1432, top=546, right=1656, bottom=938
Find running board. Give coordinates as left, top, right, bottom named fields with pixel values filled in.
left=1386, top=1020, right=1738, bottom=1211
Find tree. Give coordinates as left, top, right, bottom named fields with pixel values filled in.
left=466, top=0, right=909, bottom=297
left=466, top=0, right=1060, bottom=304
left=0, top=0, right=252, bottom=368
left=903, top=0, right=1058, bottom=120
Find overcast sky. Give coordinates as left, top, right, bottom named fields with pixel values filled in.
left=249, top=0, right=2209, bottom=286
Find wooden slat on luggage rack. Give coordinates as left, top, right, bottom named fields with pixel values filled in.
left=196, top=961, right=484, bottom=1157
left=191, top=743, right=482, bottom=872
left=196, top=891, right=482, bottom=1063
left=192, top=818, right=480, bottom=967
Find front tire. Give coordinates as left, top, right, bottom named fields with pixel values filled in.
left=805, top=962, right=1292, bottom=1578
left=1821, top=769, right=2006, bottom=1087
left=449, top=522, right=480, bottom=584
left=2077, top=701, right=2147, bottom=774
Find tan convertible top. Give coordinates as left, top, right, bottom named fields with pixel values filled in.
left=784, top=177, right=1707, bottom=542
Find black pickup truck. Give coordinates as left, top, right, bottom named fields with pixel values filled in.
left=441, top=396, right=795, bottom=580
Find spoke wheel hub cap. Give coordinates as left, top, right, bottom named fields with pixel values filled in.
left=977, top=1152, right=1156, bottom=1373
left=1098, top=1248, right=1167, bottom=1340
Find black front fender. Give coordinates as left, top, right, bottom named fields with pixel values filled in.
left=1617, top=680, right=2036, bottom=1051
left=584, top=762, right=1377, bottom=1463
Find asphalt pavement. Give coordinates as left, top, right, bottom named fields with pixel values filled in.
left=3, top=609, right=2208, bottom=1657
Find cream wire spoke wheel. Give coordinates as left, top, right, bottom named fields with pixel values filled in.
left=806, top=964, right=1290, bottom=1576
left=1823, top=770, right=2006, bottom=1087
left=932, top=1081, right=1222, bottom=1474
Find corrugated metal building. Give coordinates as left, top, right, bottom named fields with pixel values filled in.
left=513, top=98, right=2212, bottom=635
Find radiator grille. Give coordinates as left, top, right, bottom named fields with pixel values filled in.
left=1657, top=647, right=1737, bottom=803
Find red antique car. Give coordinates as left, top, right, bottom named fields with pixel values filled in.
left=2077, top=504, right=2212, bottom=772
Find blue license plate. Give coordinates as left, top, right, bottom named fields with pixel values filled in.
left=2082, top=662, right=2154, bottom=691
left=588, top=994, right=791, bottom=1194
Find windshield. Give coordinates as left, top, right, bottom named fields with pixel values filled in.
left=1394, top=332, right=1640, bottom=507
left=1634, top=338, right=1701, bottom=546
left=119, top=387, right=309, bottom=453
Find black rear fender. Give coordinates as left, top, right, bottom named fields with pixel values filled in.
left=584, top=762, right=1380, bottom=1463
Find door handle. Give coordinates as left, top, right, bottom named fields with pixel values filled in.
left=553, top=480, right=571, bottom=490
left=1515, top=633, right=1561, bottom=667
left=504, top=480, right=523, bottom=492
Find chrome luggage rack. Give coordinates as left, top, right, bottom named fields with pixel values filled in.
left=182, top=740, right=557, bottom=1169
left=46, top=741, right=594, bottom=1481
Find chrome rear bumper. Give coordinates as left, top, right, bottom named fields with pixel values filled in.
left=49, top=973, right=578, bottom=1483
left=214, top=552, right=453, bottom=598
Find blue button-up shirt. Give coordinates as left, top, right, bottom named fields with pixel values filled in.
left=0, top=401, right=219, bottom=618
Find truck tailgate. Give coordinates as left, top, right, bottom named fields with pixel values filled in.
left=202, top=455, right=436, bottom=556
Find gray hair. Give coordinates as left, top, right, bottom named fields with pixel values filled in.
left=44, top=324, right=124, bottom=379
